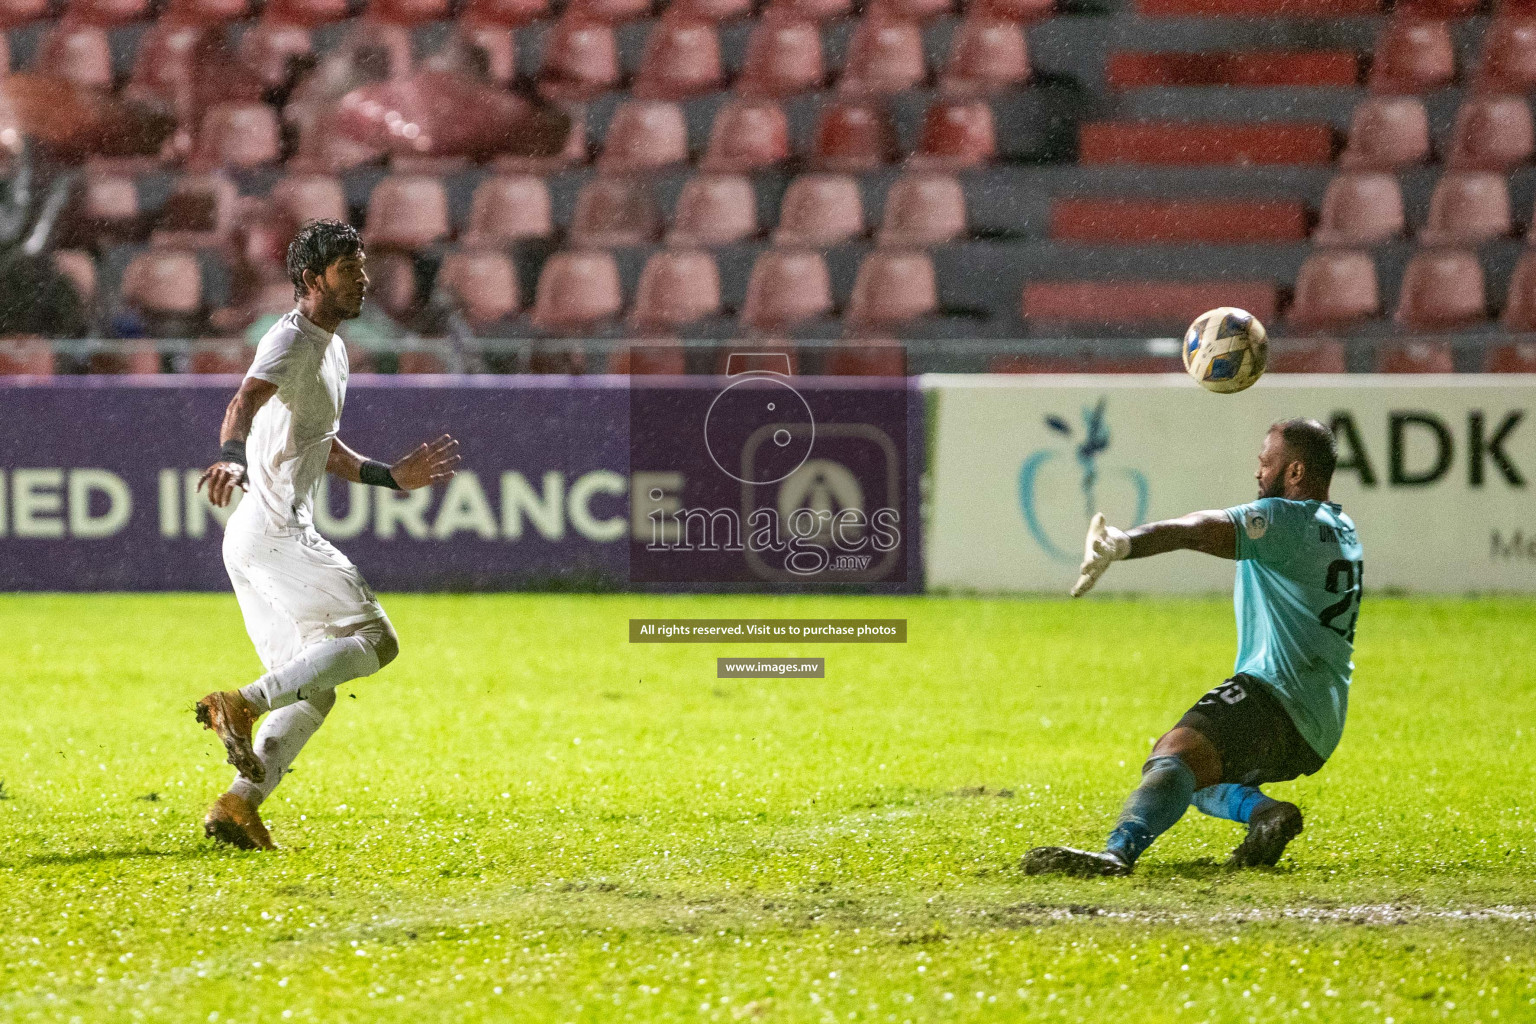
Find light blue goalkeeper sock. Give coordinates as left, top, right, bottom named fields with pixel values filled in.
left=1104, top=754, right=1197, bottom=866
left=1192, top=784, right=1276, bottom=824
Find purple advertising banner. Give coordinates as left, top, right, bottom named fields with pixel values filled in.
left=0, top=376, right=923, bottom=592
left=628, top=375, right=920, bottom=589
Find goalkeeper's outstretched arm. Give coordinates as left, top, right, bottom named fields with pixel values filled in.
left=1070, top=510, right=1236, bottom=597
left=1125, top=510, right=1236, bottom=560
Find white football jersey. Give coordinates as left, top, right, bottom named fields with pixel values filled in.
left=235, top=309, right=349, bottom=532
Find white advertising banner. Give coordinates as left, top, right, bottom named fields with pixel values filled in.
left=925, top=374, right=1536, bottom=594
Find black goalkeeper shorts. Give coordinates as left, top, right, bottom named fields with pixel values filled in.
left=1176, top=675, right=1326, bottom=787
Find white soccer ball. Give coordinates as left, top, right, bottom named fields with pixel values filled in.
left=1182, top=307, right=1268, bottom=394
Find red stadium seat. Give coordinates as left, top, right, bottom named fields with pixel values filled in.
left=940, top=19, right=1029, bottom=95
left=493, top=114, right=589, bottom=174
left=1106, top=50, right=1357, bottom=89
left=867, top=0, right=952, bottom=20
left=53, top=250, right=97, bottom=309
left=633, top=20, right=724, bottom=99
left=188, top=341, right=253, bottom=374
left=163, top=0, right=250, bottom=23
left=570, top=176, right=663, bottom=247
left=1447, top=95, right=1535, bottom=170
left=760, top=0, right=852, bottom=22
left=73, top=172, right=140, bottom=243
left=1136, top=0, right=1376, bottom=13
left=774, top=174, right=865, bottom=245
left=438, top=249, right=520, bottom=328
left=847, top=249, right=937, bottom=326
left=425, top=25, right=516, bottom=85
left=364, top=175, right=451, bottom=250
left=667, top=174, right=758, bottom=245
left=271, top=173, right=349, bottom=227
left=36, top=24, right=114, bottom=92
left=89, top=342, right=163, bottom=374
left=1475, top=18, right=1536, bottom=93
left=1313, top=172, right=1405, bottom=245
left=1394, top=248, right=1488, bottom=330
left=368, top=0, right=450, bottom=25
left=1023, top=281, right=1278, bottom=328
left=702, top=99, right=791, bottom=172
left=909, top=98, right=996, bottom=169
left=737, top=19, right=824, bottom=97
left=1083, top=120, right=1334, bottom=166
left=150, top=173, right=240, bottom=251
left=609, top=338, right=688, bottom=374
left=599, top=101, right=690, bottom=172
left=1369, top=18, right=1455, bottom=94
left=1396, top=0, right=1477, bottom=14
left=740, top=249, right=833, bottom=330
left=968, top=0, right=1053, bottom=20
left=460, top=0, right=547, bottom=26
left=715, top=340, right=799, bottom=374
left=811, top=100, right=900, bottom=171
left=1498, top=251, right=1536, bottom=330
left=396, top=351, right=451, bottom=374
left=538, top=19, right=620, bottom=101
left=261, top=0, right=348, bottom=26
left=238, top=23, right=313, bottom=91
left=1050, top=198, right=1307, bottom=242
left=364, top=249, right=420, bottom=324
left=823, top=338, right=908, bottom=376
left=0, top=0, right=46, bottom=29
left=1287, top=249, right=1380, bottom=332
left=838, top=18, right=927, bottom=96
left=190, top=102, right=282, bottom=171
left=1485, top=342, right=1536, bottom=372
left=629, top=249, right=722, bottom=329
left=463, top=174, right=554, bottom=244
left=1420, top=172, right=1512, bottom=245
left=1267, top=339, right=1348, bottom=373
left=531, top=250, right=624, bottom=332
left=66, top=0, right=149, bottom=26
left=123, top=248, right=203, bottom=316
left=1377, top=341, right=1455, bottom=373
left=666, top=0, right=751, bottom=20
left=566, top=0, right=650, bottom=22
left=0, top=337, right=54, bottom=375
left=1339, top=96, right=1432, bottom=169
left=878, top=172, right=966, bottom=245
left=126, top=23, right=204, bottom=109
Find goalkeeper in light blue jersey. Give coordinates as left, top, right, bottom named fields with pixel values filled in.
left=1026, top=418, right=1363, bottom=877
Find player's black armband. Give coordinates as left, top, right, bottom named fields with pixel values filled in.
left=360, top=459, right=403, bottom=490
left=219, top=439, right=247, bottom=467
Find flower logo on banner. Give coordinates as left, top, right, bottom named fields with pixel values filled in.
left=1017, top=397, right=1150, bottom=564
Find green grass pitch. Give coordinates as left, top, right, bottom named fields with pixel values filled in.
left=3, top=593, right=1536, bottom=1023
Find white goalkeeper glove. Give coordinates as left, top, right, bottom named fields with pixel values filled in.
left=1070, top=512, right=1131, bottom=598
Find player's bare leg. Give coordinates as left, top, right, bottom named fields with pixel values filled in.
left=195, top=690, right=265, bottom=783
left=203, top=791, right=276, bottom=851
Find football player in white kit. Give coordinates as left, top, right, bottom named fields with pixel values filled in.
left=194, top=220, right=460, bottom=850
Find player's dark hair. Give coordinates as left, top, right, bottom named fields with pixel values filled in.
left=287, top=219, right=363, bottom=300
left=1272, top=418, right=1337, bottom=485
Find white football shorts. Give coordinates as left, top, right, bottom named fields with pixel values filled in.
left=223, top=522, right=387, bottom=671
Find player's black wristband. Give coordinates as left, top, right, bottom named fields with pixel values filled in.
left=219, top=439, right=247, bottom=467
left=360, top=459, right=403, bottom=490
